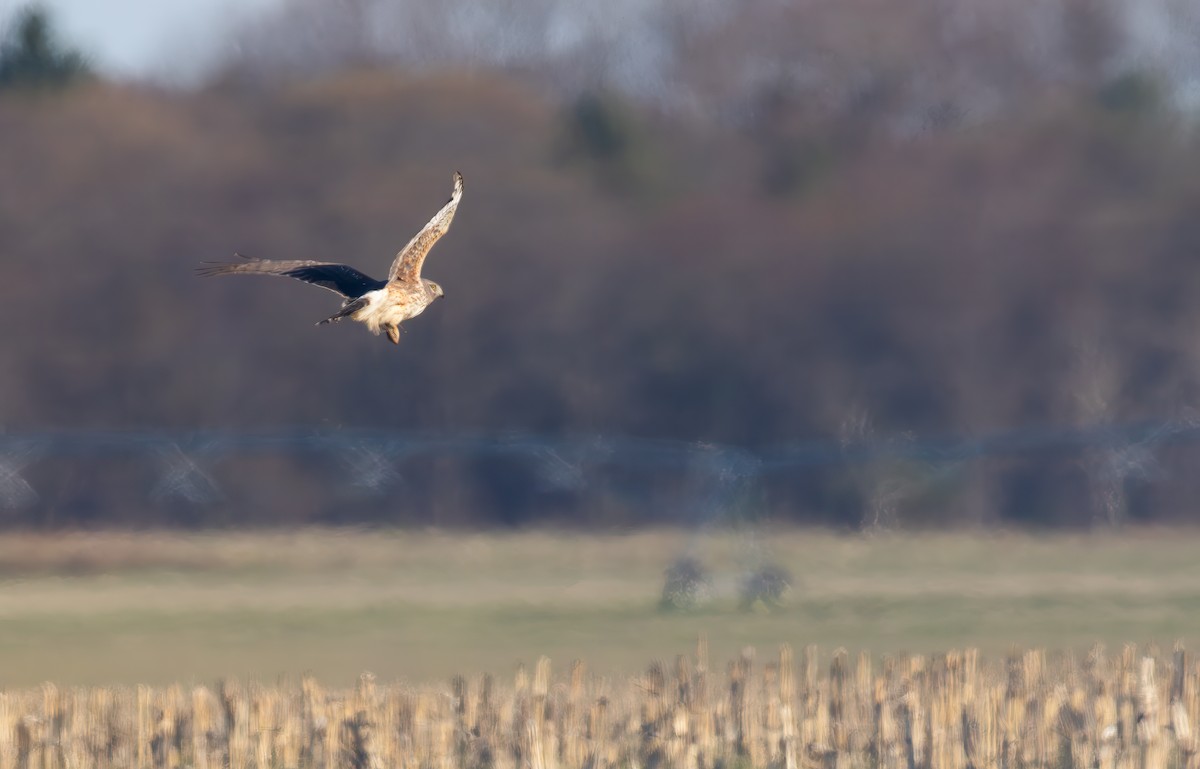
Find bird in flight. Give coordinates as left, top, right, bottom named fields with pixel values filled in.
left=199, top=171, right=463, bottom=344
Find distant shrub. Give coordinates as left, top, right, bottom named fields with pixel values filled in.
left=760, top=138, right=836, bottom=198
left=1096, top=71, right=1162, bottom=116
left=659, top=555, right=712, bottom=612
left=740, top=563, right=793, bottom=612
left=567, top=91, right=634, bottom=161
left=0, top=5, right=90, bottom=92
left=557, top=89, right=663, bottom=194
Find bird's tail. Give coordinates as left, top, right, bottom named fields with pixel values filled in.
left=316, top=296, right=368, bottom=325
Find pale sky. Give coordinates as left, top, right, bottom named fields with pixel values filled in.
left=0, top=0, right=287, bottom=83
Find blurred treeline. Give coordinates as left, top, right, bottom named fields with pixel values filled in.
left=3, top=1, right=1200, bottom=529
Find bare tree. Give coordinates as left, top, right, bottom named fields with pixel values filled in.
left=838, top=405, right=918, bottom=532
left=1068, top=336, right=1164, bottom=529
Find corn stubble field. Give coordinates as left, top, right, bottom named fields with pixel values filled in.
left=3, top=642, right=1198, bottom=769
left=1, top=528, right=1198, bottom=768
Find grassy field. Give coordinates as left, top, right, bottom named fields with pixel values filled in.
left=0, top=527, right=1196, bottom=687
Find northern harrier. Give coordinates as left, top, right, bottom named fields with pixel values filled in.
left=199, top=171, right=463, bottom=344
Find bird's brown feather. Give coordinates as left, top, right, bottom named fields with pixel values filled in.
left=388, top=171, right=463, bottom=284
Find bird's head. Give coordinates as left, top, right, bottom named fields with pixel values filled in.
left=425, top=280, right=445, bottom=300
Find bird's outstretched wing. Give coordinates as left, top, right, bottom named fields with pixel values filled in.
left=197, top=254, right=385, bottom=298
left=388, top=171, right=463, bottom=284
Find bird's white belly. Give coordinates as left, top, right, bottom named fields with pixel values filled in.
left=353, top=288, right=428, bottom=334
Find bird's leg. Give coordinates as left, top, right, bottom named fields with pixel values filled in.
left=386, top=325, right=401, bottom=344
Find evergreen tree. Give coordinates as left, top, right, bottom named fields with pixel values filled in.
left=0, top=4, right=90, bottom=90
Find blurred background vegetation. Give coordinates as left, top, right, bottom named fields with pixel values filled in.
left=3, top=0, right=1200, bottom=531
